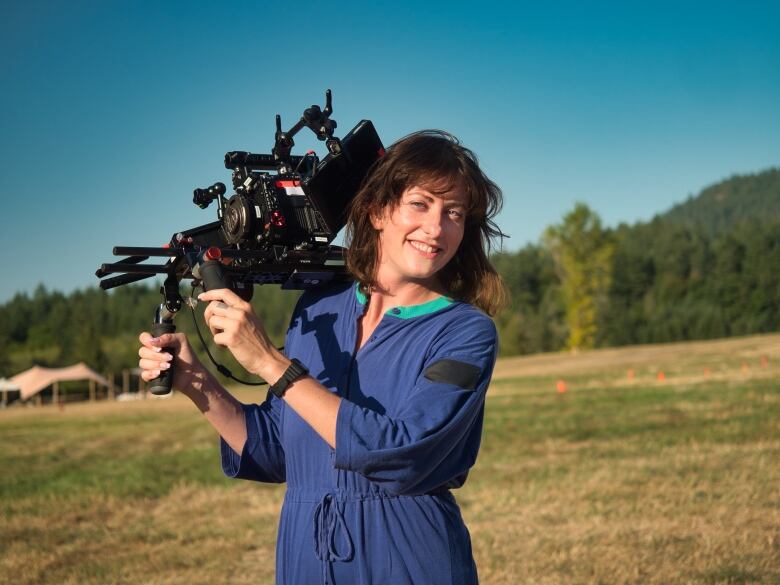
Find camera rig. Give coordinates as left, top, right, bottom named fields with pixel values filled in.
left=96, top=90, right=384, bottom=394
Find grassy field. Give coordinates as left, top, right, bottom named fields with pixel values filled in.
left=2, top=334, right=779, bottom=584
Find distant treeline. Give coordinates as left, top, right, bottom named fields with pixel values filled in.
left=0, top=284, right=300, bottom=379
left=1, top=167, right=778, bottom=376
left=494, top=211, right=780, bottom=355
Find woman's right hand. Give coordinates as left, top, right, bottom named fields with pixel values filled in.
left=138, top=331, right=207, bottom=392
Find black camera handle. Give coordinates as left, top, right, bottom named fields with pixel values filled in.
left=147, top=255, right=232, bottom=395
left=148, top=257, right=266, bottom=395
left=148, top=273, right=184, bottom=395
left=149, top=310, right=176, bottom=395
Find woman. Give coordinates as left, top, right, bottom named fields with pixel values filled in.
left=138, top=130, right=506, bottom=584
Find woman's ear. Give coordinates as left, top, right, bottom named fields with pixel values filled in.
left=370, top=208, right=385, bottom=231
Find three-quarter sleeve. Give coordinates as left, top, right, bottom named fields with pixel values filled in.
left=220, top=292, right=314, bottom=484
left=333, top=316, right=497, bottom=495
left=221, top=392, right=286, bottom=483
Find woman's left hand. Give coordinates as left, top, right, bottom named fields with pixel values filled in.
left=199, top=288, right=283, bottom=379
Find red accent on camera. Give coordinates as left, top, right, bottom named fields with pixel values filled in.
left=275, top=180, right=302, bottom=188
left=271, top=210, right=286, bottom=228
left=204, top=247, right=222, bottom=260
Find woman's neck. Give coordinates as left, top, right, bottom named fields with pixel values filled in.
left=356, top=279, right=445, bottom=351
left=366, top=278, right=445, bottom=315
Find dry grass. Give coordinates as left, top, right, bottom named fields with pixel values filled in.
left=1, top=484, right=283, bottom=585
left=493, top=332, right=780, bottom=385
left=2, top=333, right=780, bottom=584
left=466, top=438, right=779, bottom=584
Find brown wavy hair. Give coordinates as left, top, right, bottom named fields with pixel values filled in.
left=345, top=130, right=507, bottom=316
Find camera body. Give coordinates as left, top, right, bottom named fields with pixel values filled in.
left=220, top=173, right=330, bottom=249
left=216, top=118, right=383, bottom=254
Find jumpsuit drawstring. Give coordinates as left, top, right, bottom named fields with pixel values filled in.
left=313, top=492, right=354, bottom=584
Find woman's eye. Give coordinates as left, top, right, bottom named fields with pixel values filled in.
left=410, top=201, right=427, bottom=209
left=448, top=209, right=465, bottom=219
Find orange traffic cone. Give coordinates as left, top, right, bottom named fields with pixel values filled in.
left=556, top=380, right=567, bottom=394
left=657, top=371, right=666, bottom=382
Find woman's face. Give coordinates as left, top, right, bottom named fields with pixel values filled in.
left=372, top=182, right=468, bottom=289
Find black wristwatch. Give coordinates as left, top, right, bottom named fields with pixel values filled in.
left=269, top=358, right=308, bottom=398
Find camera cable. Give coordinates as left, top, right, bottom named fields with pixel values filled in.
left=188, top=284, right=273, bottom=387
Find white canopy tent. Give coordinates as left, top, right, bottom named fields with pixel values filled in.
left=10, top=363, right=109, bottom=402
left=0, top=377, right=21, bottom=406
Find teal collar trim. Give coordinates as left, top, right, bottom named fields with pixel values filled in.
left=354, top=283, right=453, bottom=319
left=389, top=295, right=454, bottom=319
left=355, top=283, right=368, bottom=305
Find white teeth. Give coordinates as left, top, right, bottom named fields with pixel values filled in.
left=410, top=241, right=439, bottom=254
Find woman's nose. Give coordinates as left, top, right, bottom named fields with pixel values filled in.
left=422, top=211, right=444, bottom=237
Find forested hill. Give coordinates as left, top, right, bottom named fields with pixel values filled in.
left=493, top=165, right=780, bottom=355
left=659, top=167, right=780, bottom=235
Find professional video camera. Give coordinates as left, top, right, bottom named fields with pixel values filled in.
left=96, top=90, right=384, bottom=394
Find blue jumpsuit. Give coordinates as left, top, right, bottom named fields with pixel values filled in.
left=220, top=282, right=498, bottom=584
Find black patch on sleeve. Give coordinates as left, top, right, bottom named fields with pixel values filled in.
left=423, top=359, right=481, bottom=390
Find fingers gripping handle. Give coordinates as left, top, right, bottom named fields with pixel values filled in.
left=149, top=322, right=176, bottom=395
left=199, top=258, right=253, bottom=302
left=200, top=259, right=230, bottom=310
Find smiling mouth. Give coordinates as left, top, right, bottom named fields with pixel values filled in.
left=409, top=240, right=442, bottom=255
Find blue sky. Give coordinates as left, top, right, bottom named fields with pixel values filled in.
left=1, top=1, right=778, bottom=303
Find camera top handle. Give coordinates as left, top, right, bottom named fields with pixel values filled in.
left=273, top=89, right=342, bottom=172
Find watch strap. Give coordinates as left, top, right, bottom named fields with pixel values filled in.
left=269, top=358, right=308, bottom=398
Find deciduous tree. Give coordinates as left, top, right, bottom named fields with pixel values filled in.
left=544, top=203, right=614, bottom=350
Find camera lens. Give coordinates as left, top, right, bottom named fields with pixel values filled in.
left=222, top=194, right=252, bottom=244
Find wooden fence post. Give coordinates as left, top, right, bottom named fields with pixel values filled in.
left=122, top=369, right=129, bottom=395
